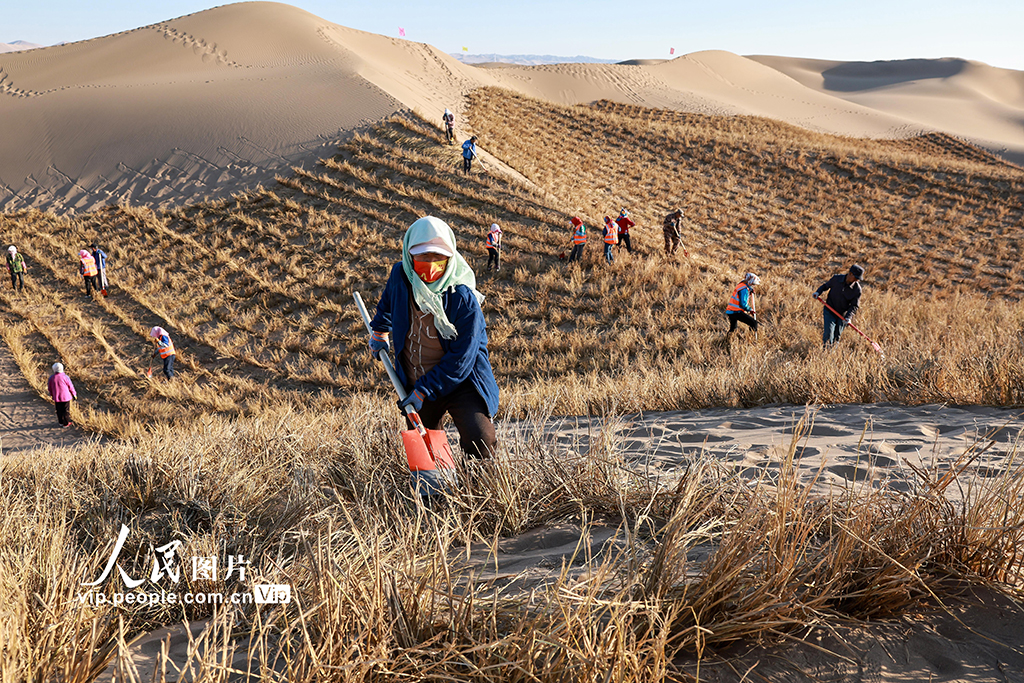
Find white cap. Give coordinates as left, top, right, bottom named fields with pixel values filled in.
left=744, top=272, right=761, bottom=286
left=52, top=362, right=64, bottom=374
left=7, top=245, right=15, bottom=253
left=490, top=223, right=501, bottom=232
left=409, top=240, right=453, bottom=257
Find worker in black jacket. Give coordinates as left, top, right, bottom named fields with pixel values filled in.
left=814, top=264, right=863, bottom=347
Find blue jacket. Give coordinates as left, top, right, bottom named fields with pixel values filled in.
left=462, top=140, right=477, bottom=159
left=371, top=263, right=499, bottom=416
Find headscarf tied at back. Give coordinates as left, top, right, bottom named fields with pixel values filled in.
left=149, top=326, right=167, bottom=339
left=401, top=216, right=483, bottom=340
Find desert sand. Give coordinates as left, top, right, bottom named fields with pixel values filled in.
left=1, top=1, right=1022, bottom=213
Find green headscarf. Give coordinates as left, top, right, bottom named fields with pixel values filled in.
left=402, top=216, right=484, bottom=340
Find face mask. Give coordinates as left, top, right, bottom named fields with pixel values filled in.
left=413, top=258, right=448, bottom=283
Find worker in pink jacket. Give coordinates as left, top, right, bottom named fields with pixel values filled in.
left=47, top=362, right=77, bottom=427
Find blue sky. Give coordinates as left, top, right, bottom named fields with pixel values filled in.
left=4, top=0, right=1023, bottom=70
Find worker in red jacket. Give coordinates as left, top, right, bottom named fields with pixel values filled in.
left=614, top=209, right=635, bottom=254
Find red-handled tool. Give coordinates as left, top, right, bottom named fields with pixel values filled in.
left=815, top=295, right=884, bottom=357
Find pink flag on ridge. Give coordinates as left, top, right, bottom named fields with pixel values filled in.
left=399, top=27, right=406, bottom=37
left=670, top=47, right=675, bottom=55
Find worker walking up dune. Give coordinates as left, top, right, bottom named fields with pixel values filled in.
left=47, top=362, right=77, bottom=428
left=6, top=245, right=27, bottom=292
left=603, top=216, right=618, bottom=264
left=149, top=326, right=176, bottom=379
left=615, top=209, right=635, bottom=254
left=568, top=217, right=587, bottom=263
left=663, top=208, right=685, bottom=256
left=443, top=108, right=455, bottom=145
left=369, top=216, right=500, bottom=459
left=485, top=223, right=502, bottom=271
left=461, top=136, right=478, bottom=174
left=79, top=249, right=100, bottom=296
left=814, top=264, right=864, bottom=347
left=91, top=243, right=109, bottom=295
left=726, top=272, right=760, bottom=335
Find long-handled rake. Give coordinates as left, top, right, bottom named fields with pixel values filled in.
left=815, top=296, right=884, bottom=357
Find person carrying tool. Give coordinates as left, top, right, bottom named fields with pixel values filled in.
left=79, top=249, right=99, bottom=296
left=149, top=326, right=176, bottom=379
left=567, top=217, right=587, bottom=263
left=485, top=223, right=502, bottom=271
left=443, top=108, right=455, bottom=145
left=813, top=264, right=863, bottom=347
left=461, top=136, right=478, bottom=174
left=369, top=216, right=499, bottom=459
left=6, top=245, right=27, bottom=292
left=663, top=208, right=684, bottom=256
left=725, top=272, right=760, bottom=335
left=47, top=362, right=77, bottom=427
left=91, top=243, right=108, bottom=293
left=602, top=216, right=618, bottom=264
left=615, top=208, right=635, bottom=253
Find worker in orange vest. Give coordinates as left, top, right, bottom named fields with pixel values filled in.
left=78, top=249, right=100, bottom=296
left=725, top=272, right=760, bottom=335
left=149, top=326, right=176, bottom=379
left=485, top=223, right=502, bottom=271
left=602, top=216, right=618, bottom=264
left=568, top=217, right=587, bottom=263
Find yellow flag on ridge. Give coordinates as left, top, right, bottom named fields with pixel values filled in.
left=462, top=46, right=468, bottom=52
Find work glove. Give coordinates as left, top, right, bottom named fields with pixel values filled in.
left=844, top=317, right=852, bottom=325
left=397, top=388, right=426, bottom=413
left=812, top=291, right=820, bottom=299
left=368, top=330, right=390, bottom=359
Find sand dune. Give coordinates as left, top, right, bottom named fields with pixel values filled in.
left=1, top=1, right=1022, bottom=214
left=751, top=55, right=1024, bottom=165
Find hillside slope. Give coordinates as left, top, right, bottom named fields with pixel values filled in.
left=2, top=96, right=1022, bottom=436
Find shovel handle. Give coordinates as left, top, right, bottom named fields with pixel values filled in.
left=814, top=295, right=882, bottom=353
left=354, top=292, right=427, bottom=434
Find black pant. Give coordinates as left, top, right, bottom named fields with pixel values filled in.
left=487, top=247, right=500, bottom=270
left=409, top=380, right=497, bottom=459
left=162, top=354, right=175, bottom=379
left=10, top=272, right=24, bottom=291
left=445, top=125, right=454, bottom=144
left=463, top=157, right=472, bottom=173
left=568, top=244, right=585, bottom=262
left=84, top=274, right=99, bottom=295
left=617, top=233, right=633, bottom=253
left=727, top=311, right=758, bottom=332
left=55, top=401, right=71, bottom=426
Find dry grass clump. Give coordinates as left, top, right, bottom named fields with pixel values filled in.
left=1, top=407, right=1023, bottom=681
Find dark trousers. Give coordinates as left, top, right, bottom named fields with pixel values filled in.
left=822, top=309, right=846, bottom=347
left=568, top=244, right=585, bottom=263
left=463, top=156, right=472, bottom=173
left=727, top=311, right=758, bottom=332
left=84, top=274, right=99, bottom=295
left=486, top=247, right=500, bottom=270
left=445, top=125, right=454, bottom=144
left=10, top=272, right=24, bottom=291
left=410, top=381, right=497, bottom=459
left=664, top=231, right=680, bottom=254
left=162, top=354, right=175, bottom=379
left=617, top=233, right=633, bottom=253
left=55, top=401, right=71, bottom=426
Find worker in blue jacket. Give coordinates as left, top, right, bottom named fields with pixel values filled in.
left=370, top=216, right=499, bottom=459
left=725, top=272, right=760, bottom=334
left=461, top=136, right=478, bottom=174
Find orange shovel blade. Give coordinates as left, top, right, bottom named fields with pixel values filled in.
left=402, top=428, right=455, bottom=471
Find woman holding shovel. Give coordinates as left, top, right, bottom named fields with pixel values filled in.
left=149, top=326, right=176, bottom=379
left=369, top=216, right=499, bottom=460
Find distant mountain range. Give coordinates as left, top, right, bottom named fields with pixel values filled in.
left=0, top=41, right=43, bottom=53
left=451, top=53, right=619, bottom=66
